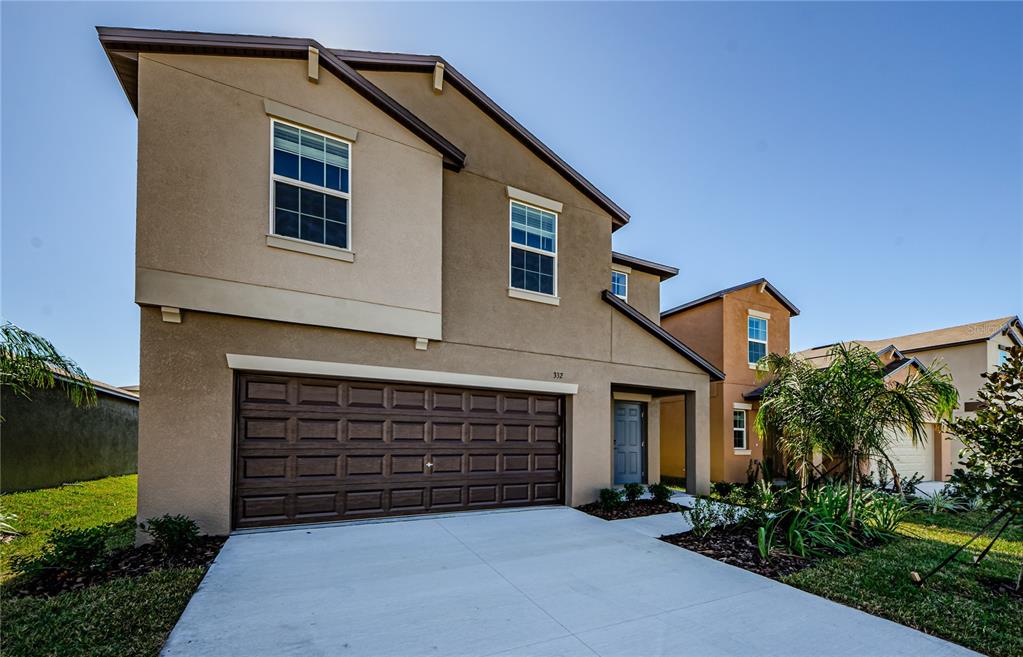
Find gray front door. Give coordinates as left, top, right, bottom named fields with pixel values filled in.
left=614, top=401, right=645, bottom=484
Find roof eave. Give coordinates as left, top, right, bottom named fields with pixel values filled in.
left=611, top=252, right=678, bottom=280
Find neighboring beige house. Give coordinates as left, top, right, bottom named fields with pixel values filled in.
left=795, top=316, right=1022, bottom=482
left=659, top=279, right=800, bottom=484
left=99, top=27, right=723, bottom=534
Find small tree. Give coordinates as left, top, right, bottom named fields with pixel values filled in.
left=951, top=345, right=1023, bottom=584
left=0, top=321, right=96, bottom=415
left=913, top=345, right=1022, bottom=589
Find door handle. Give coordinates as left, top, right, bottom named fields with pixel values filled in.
left=426, top=462, right=434, bottom=469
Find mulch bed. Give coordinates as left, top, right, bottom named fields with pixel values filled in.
left=576, top=499, right=685, bottom=521
left=7, top=536, right=226, bottom=599
left=660, top=526, right=817, bottom=579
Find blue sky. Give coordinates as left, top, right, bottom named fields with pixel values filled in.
left=2, top=2, right=1021, bottom=386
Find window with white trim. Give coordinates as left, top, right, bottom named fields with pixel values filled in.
left=271, top=120, right=351, bottom=250
left=748, top=316, right=768, bottom=365
left=509, top=201, right=557, bottom=296
left=733, top=410, right=747, bottom=450
left=611, top=271, right=628, bottom=300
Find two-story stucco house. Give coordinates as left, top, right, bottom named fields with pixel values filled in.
left=99, top=27, right=723, bottom=534
left=659, top=279, right=800, bottom=483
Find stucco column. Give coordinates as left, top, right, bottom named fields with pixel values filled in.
left=685, top=388, right=710, bottom=494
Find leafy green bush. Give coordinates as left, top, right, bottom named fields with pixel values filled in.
left=140, top=515, right=200, bottom=558
left=622, top=483, right=644, bottom=503
left=647, top=482, right=672, bottom=504
left=684, top=498, right=719, bottom=538
left=597, top=488, right=624, bottom=512
left=710, top=481, right=735, bottom=499
left=12, top=526, right=109, bottom=577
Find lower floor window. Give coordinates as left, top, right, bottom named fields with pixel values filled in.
left=511, top=247, right=555, bottom=295
left=733, top=410, right=747, bottom=449
left=273, top=181, right=348, bottom=249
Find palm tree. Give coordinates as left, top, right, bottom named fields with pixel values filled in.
left=756, top=343, right=958, bottom=522
left=0, top=321, right=96, bottom=414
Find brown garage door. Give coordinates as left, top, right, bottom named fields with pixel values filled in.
left=233, top=373, right=564, bottom=528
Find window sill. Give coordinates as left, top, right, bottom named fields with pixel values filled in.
left=733, top=449, right=752, bottom=456
left=267, top=234, right=355, bottom=262
left=748, top=363, right=760, bottom=370
left=508, top=288, right=560, bottom=306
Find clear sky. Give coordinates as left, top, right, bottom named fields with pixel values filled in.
left=2, top=2, right=1021, bottom=387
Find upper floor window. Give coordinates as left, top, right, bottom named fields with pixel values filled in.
left=733, top=410, right=747, bottom=449
left=271, top=120, right=351, bottom=250
left=748, top=316, right=768, bottom=365
left=509, top=201, right=557, bottom=296
left=611, top=271, right=628, bottom=300
left=998, top=349, right=1010, bottom=368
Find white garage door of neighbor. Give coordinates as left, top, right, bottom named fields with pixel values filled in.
left=886, top=424, right=934, bottom=481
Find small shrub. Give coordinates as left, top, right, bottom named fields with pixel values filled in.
left=622, top=483, right=644, bottom=503
left=717, top=502, right=744, bottom=527
left=140, top=515, right=201, bottom=557
left=862, top=493, right=911, bottom=539
left=13, top=525, right=109, bottom=576
left=901, top=472, right=925, bottom=496
left=914, top=489, right=966, bottom=515
left=597, top=488, right=624, bottom=512
left=647, top=482, right=672, bottom=504
left=710, top=481, right=734, bottom=499
left=684, top=498, right=720, bottom=538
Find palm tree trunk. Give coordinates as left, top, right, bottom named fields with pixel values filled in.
left=880, top=451, right=903, bottom=495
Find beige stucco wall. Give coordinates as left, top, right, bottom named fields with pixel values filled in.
left=621, top=270, right=661, bottom=322
left=139, top=307, right=710, bottom=535
left=136, top=54, right=444, bottom=339
left=133, top=59, right=714, bottom=535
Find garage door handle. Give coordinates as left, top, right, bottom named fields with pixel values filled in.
left=426, top=462, right=434, bottom=468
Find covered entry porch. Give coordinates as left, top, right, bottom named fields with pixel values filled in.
left=610, top=386, right=707, bottom=494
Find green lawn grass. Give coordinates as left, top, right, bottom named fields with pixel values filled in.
left=2, top=567, right=205, bottom=657
left=1, top=475, right=207, bottom=657
left=1, top=474, right=138, bottom=582
left=783, top=510, right=1023, bottom=657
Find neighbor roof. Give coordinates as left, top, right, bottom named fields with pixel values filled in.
left=661, top=278, right=800, bottom=319
left=97, top=27, right=630, bottom=229
left=602, top=291, right=725, bottom=381
left=744, top=350, right=925, bottom=401
left=806, top=316, right=1022, bottom=356
left=611, top=252, right=678, bottom=281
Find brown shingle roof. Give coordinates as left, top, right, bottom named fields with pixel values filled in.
left=803, top=316, right=1022, bottom=358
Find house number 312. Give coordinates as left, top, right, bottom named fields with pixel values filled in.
left=553, top=371, right=564, bottom=379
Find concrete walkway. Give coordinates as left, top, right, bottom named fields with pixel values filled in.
left=162, top=507, right=978, bottom=657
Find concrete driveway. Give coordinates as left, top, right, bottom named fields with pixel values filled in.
left=162, top=507, right=977, bottom=657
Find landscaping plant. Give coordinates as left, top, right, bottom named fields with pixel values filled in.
left=622, top=483, right=644, bottom=503
left=914, top=489, right=966, bottom=515
left=140, top=515, right=201, bottom=559
left=647, top=482, right=672, bottom=504
left=12, top=525, right=110, bottom=578
left=597, top=487, right=624, bottom=512
left=683, top=498, right=720, bottom=539
left=756, top=344, right=957, bottom=518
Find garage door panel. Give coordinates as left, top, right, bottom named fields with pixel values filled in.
left=234, top=374, right=564, bottom=528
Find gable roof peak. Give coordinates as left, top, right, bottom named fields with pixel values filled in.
left=661, top=277, right=800, bottom=318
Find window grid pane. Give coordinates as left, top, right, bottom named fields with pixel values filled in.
left=274, top=181, right=347, bottom=249
left=510, top=202, right=556, bottom=253
left=611, top=271, right=628, bottom=298
left=511, top=247, right=554, bottom=295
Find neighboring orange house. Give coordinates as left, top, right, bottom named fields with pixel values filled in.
left=659, top=279, right=800, bottom=483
